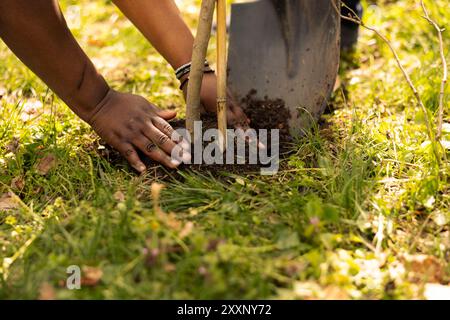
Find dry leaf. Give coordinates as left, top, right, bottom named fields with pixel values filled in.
left=293, top=281, right=322, bottom=299
left=322, top=286, right=350, bottom=300
left=87, top=36, right=106, bottom=47
left=0, top=192, right=20, bottom=211
left=163, top=263, right=176, bottom=272
left=36, top=154, right=57, bottom=175
left=20, top=100, right=43, bottom=122
left=11, top=176, right=25, bottom=191
left=38, top=282, right=56, bottom=300
left=424, top=283, right=450, bottom=300
left=431, top=211, right=449, bottom=227
left=113, top=191, right=125, bottom=202
left=151, top=183, right=165, bottom=218
left=81, top=266, right=103, bottom=287
left=403, top=254, right=444, bottom=283
left=333, top=75, right=342, bottom=92
left=165, top=212, right=182, bottom=231
left=5, top=137, right=20, bottom=154
left=179, top=221, right=194, bottom=239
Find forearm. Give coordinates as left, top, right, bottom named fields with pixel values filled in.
left=0, top=0, right=109, bottom=122
left=112, top=0, right=194, bottom=69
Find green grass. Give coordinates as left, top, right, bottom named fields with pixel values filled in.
left=0, top=0, right=449, bottom=299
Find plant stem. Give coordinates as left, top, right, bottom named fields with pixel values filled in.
left=186, top=0, right=216, bottom=139
left=216, top=0, right=228, bottom=152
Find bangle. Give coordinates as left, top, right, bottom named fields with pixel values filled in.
left=175, top=60, right=210, bottom=80
left=179, top=77, right=190, bottom=90
left=179, top=68, right=215, bottom=90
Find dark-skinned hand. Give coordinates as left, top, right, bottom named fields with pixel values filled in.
left=88, top=89, right=190, bottom=173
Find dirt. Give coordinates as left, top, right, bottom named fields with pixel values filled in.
left=96, top=90, right=294, bottom=178
left=240, top=89, right=293, bottom=150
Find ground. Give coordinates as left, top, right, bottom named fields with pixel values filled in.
left=0, top=0, right=449, bottom=299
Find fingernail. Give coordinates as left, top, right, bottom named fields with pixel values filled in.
left=137, top=164, right=146, bottom=172
left=171, top=159, right=181, bottom=167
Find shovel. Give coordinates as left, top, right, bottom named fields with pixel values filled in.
left=228, top=0, right=341, bottom=136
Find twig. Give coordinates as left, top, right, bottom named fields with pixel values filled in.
left=420, top=0, right=448, bottom=140
left=332, top=1, right=435, bottom=142
left=186, top=0, right=216, bottom=138
left=216, top=0, right=228, bottom=152
left=332, top=0, right=443, bottom=164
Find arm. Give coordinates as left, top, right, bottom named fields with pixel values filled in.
left=0, top=0, right=108, bottom=121
left=0, top=0, right=186, bottom=172
left=113, top=0, right=250, bottom=129
left=112, top=0, right=193, bottom=69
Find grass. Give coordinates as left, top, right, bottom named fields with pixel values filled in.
left=0, top=0, right=449, bottom=299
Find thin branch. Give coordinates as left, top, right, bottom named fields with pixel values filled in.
left=420, top=0, right=448, bottom=140
left=330, top=0, right=441, bottom=165
left=186, top=0, right=216, bottom=138
left=332, top=1, right=435, bottom=143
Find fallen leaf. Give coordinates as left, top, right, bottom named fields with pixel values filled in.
left=402, top=254, right=444, bottom=283
left=5, top=137, right=20, bottom=154
left=11, top=176, right=25, bottom=191
left=113, top=191, right=125, bottom=202
left=322, top=286, right=350, bottom=300
left=333, top=75, right=342, bottom=92
left=431, top=211, right=449, bottom=227
left=165, top=212, right=182, bottom=231
left=20, top=100, right=43, bottom=122
left=293, top=281, right=322, bottom=300
left=38, top=282, right=56, bottom=300
left=0, top=192, right=20, bottom=211
left=163, top=263, right=176, bottom=273
left=36, top=154, right=57, bottom=175
left=424, top=283, right=450, bottom=300
left=81, top=266, right=103, bottom=287
left=87, top=36, right=106, bottom=47
left=179, top=221, right=194, bottom=239
left=151, top=183, right=165, bottom=218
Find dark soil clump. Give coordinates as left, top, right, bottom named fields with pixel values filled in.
left=240, top=90, right=293, bottom=153
left=96, top=91, right=294, bottom=178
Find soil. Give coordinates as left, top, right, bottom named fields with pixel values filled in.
left=96, top=90, right=294, bottom=178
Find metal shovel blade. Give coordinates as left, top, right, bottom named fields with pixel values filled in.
left=228, top=0, right=340, bottom=136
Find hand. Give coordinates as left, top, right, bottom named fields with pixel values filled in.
left=181, top=72, right=264, bottom=148
left=88, top=89, right=190, bottom=172
left=181, top=72, right=251, bottom=131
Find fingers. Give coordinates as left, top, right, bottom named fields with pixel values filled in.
left=143, top=125, right=191, bottom=164
left=228, top=99, right=266, bottom=150
left=141, top=122, right=176, bottom=154
left=152, top=116, right=190, bottom=149
left=151, top=116, right=175, bottom=139
left=157, top=110, right=177, bottom=120
left=134, top=137, right=181, bottom=169
left=228, top=105, right=251, bottom=130
left=117, top=144, right=147, bottom=173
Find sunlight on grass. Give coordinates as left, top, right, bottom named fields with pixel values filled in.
left=0, top=0, right=448, bottom=299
